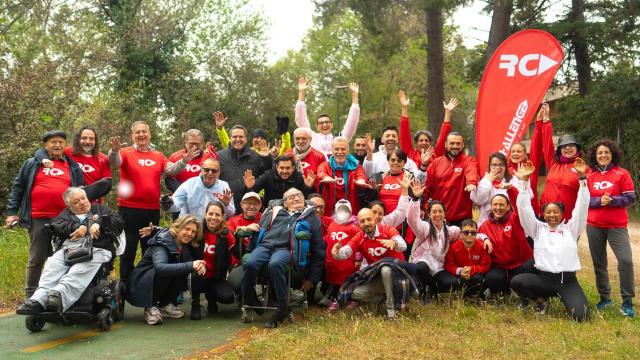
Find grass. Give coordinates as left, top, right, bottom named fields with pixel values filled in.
left=0, top=228, right=28, bottom=311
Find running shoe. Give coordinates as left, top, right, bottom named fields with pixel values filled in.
left=160, top=303, right=185, bottom=318
left=621, top=299, right=635, bottom=318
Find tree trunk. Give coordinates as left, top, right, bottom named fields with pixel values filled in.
left=426, top=5, right=444, bottom=135
left=570, top=0, right=591, bottom=95
left=486, top=0, right=513, bottom=62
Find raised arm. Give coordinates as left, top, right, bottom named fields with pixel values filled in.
left=568, top=158, right=589, bottom=238
left=107, top=136, right=124, bottom=168
left=340, top=82, right=360, bottom=140
left=164, top=148, right=197, bottom=175
left=434, top=98, right=457, bottom=157
left=514, top=161, right=540, bottom=239
left=214, top=111, right=230, bottom=149
left=295, top=76, right=311, bottom=128
left=538, top=104, right=555, bottom=168
left=398, top=90, right=414, bottom=155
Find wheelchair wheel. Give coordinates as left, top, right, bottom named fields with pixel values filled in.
left=97, top=308, right=112, bottom=331
left=25, top=316, right=46, bottom=332
left=111, top=279, right=125, bottom=322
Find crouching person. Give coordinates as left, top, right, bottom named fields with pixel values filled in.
left=17, top=187, right=123, bottom=315
left=442, top=219, right=491, bottom=297
left=241, top=188, right=324, bottom=328
left=189, top=201, right=237, bottom=320
left=126, top=215, right=206, bottom=325
left=332, top=208, right=417, bottom=319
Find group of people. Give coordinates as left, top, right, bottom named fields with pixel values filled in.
left=6, top=78, right=636, bottom=329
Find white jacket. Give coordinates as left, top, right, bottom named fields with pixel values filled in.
left=516, top=178, right=589, bottom=273
left=471, top=174, right=533, bottom=227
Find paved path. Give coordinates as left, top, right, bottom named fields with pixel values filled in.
left=0, top=302, right=251, bottom=360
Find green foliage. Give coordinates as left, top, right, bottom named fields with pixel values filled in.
left=0, top=228, right=28, bottom=309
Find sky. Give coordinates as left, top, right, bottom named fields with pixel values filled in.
left=250, top=0, right=570, bottom=64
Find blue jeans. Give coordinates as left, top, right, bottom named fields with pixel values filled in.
left=241, top=246, right=291, bottom=313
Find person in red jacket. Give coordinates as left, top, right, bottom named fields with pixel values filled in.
left=108, top=121, right=200, bottom=282
left=478, top=192, right=534, bottom=303
left=397, top=90, right=457, bottom=169
left=321, top=199, right=360, bottom=311
left=586, top=139, right=636, bottom=316
left=317, top=137, right=371, bottom=216
left=443, top=219, right=491, bottom=297
left=308, top=193, right=333, bottom=234
left=288, top=127, right=327, bottom=179
left=537, top=104, right=589, bottom=220
left=425, top=132, right=479, bottom=226
left=189, top=201, right=236, bottom=320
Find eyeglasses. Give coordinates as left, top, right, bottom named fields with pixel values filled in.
left=317, top=120, right=332, bottom=126
left=560, top=144, right=576, bottom=149
left=202, top=167, right=220, bottom=174
left=284, top=192, right=304, bottom=201
left=389, top=158, right=405, bottom=164
left=462, top=230, right=477, bottom=236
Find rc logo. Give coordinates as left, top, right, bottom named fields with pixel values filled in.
left=186, top=164, right=201, bottom=172
left=301, top=162, right=310, bottom=170
left=499, top=54, right=558, bottom=77
left=138, top=159, right=157, bottom=167
left=368, top=247, right=388, bottom=257
left=382, top=184, right=401, bottom=190
left=204, top=243, right=216, bottom=254
left=593, top=181, right=613, bottom=191
left=77, top=163, right=95, bottom=173
left=331, top=232, right=349, bottom=241
left=454, top=168, right=463, bottom=173
left=336, top=177, right=345, bottom=186
left=42, top=168, right=65, bottom=176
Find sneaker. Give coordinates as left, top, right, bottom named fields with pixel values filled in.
left=46, top=290, right=63, bottom=313
left=420, top=286, right=432, bottom=305
left=190, top=301, right=202, bottom=320
left=16, top=299, right=44, bottom=315
left=318, top=295, right=332, bottom=307
left=481, top=288, right=492, bottom=302
left=516, top=298, right=529, bottom=310
left=207, top=301, right=218, bottom=314
left=160, top=303, right=185, bottom=318
left=265, top=310, right=288, bottom=328
left=535, top=301, right=547, bottom=315
left=327, top=300, right=340, bottom=313
left=596, top=297, right=613, bottom=311
left=346, top=300, right=357, bottom=310
left=621, top=300, right=635, bottom=318
left=385, top=309, right=399, bottom=320
left=145, top=307, right=163, bottom=325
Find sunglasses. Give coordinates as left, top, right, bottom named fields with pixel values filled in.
left=202, top=167, right=220, bottom=174
left=462, top=230, right=477, bottom=236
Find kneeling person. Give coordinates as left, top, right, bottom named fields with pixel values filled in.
left=17, top=187, right=123, bottom=315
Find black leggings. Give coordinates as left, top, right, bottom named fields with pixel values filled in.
left=484, top=259, right=535, bottom=293
left=437, top=271, right=485, bottom=297
left=153, top=273, right=188, bottom=308
left=510, top=271, right=590, bottom=322
left=119, top=207, right=160, bottom=281
left=191, top=277, right=235, bottom=304
left=415, top=262, right=456, bottom=294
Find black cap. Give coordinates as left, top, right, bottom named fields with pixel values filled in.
left=252, top=128, right=268, bottom=140
left=42, top=130, right=67, bottom=142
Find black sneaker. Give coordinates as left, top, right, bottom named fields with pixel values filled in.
left=17, top=299, right=44, bottom=315
left=516, top=298, right=529, bottom=311
left=190, top=301, right=202, bottom=320
left=265, top=310, right=289, bottom=328
left=46, top=290, right=62, bottom=313
left=420, top=286, right=432, bottom=305
left=207, top=301, right=218, bottom=315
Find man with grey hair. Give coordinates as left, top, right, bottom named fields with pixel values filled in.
left=108, top=121, right=199, bottom=282
left=286, top=127, right=326, bottom=179
left=166, top=129, right=218, bottom=193
left=16, top=187, right=124, bottom=315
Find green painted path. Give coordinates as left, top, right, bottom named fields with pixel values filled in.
left=0, top=302, right=253, bottom=360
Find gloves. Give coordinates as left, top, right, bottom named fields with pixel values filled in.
left=276, top=116, right=289, bottom=136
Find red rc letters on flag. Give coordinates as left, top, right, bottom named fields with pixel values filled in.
left=475, top=29, right=564, bottom=167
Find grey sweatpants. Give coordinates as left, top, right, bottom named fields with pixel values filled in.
left=30, top=243, right=112, bottom=312
left=352, top=265, right=395, bottom=311
left=587, top=224, right=635, bottom=301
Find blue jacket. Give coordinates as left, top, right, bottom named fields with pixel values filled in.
left=6, top=155, right=84, bottom=227
left=126, top=228, right=196, bottom=308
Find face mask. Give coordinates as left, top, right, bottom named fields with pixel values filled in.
left=335, top=210, right=350, bottom=224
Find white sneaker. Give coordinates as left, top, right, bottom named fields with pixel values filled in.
left=385, top=309, right=399, bottom=320
left=160, top=303, right=185, bottom=318
left=145, top=307, right=163, bottom=325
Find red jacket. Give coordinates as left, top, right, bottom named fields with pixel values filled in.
left=444, top=239, right=491, bottom=276
left=478, top=210, right=532, bottom=270
left=324, top=221, right=361, bottom=285
left=507, top=119, right=542, bottom=214
left=539, top=121, right=590, bottom=220
left=284, top=147, right=327, bottom=177
left=425, top=153, right=479, bottom=221
left=317, top=161, right=368, bottom=216
left=345, top=224, right=405, bottom=264
left=399, top=116, right=450, bottom=167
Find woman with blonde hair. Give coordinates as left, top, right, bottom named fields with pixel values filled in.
left=126, top=215, right=206, bottom=325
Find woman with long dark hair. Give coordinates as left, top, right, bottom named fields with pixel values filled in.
left=585, top=139, right=636, bottom=317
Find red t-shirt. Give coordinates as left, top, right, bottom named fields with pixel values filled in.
left=379, top=172, right=404, bottom=213
left=346, top=224, right=405, bottom=264
left=444, top=239, right=491, bottom=276
left=31, top=160, right=71, bottom=219
left=202, top=230, right=236, bottom=278
left=168, top=146, right=218, bottom=184
left=64, top=147, right=111, bottom=185
left=227, top=213, right=263, bottom=257
left=324, top=221, right=360, bottom=285
left=587, top=166, right=634, bottom=228
left=117, top=147, right=168, bottom=210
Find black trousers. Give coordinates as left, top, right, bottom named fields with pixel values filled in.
left=119, top=207, right=160, bottom=282
left=437, top=271, right=485, bottom=297
left=415, top=262, right=456, bottom=294
left=191, top=276, right=235, bottom=305
left=510, top=271, right=590, bottom=322
left=484, top=259, right=535, bottom=293
left=153, top=273, right=188, bottom=307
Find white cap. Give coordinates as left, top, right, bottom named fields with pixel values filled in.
left=335, top=199, right=352, bottom=213
left=241, top=192, right=262, bottom=202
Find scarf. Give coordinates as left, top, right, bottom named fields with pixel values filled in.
left=294, top=146, right=313, bottom=173
left=328, top=154, right=359, bottom=197
left=558, top=154, right=577, bottom=164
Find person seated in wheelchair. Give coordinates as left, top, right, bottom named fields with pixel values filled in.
left=17, top=187, right=123, bottom=315
left=241, top=187, right=325, bottom=328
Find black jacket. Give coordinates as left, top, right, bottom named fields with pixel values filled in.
left=126, top=228, right=195, bottom=308
left=50, top=204, right=124, bottom=254
left=6, top=155, right=84, bottom=227
left=217, top=145, right=272, bottom=213
left=246, top=169, right=313, bottom=207
left=256, top=204, right=325, bottom=283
